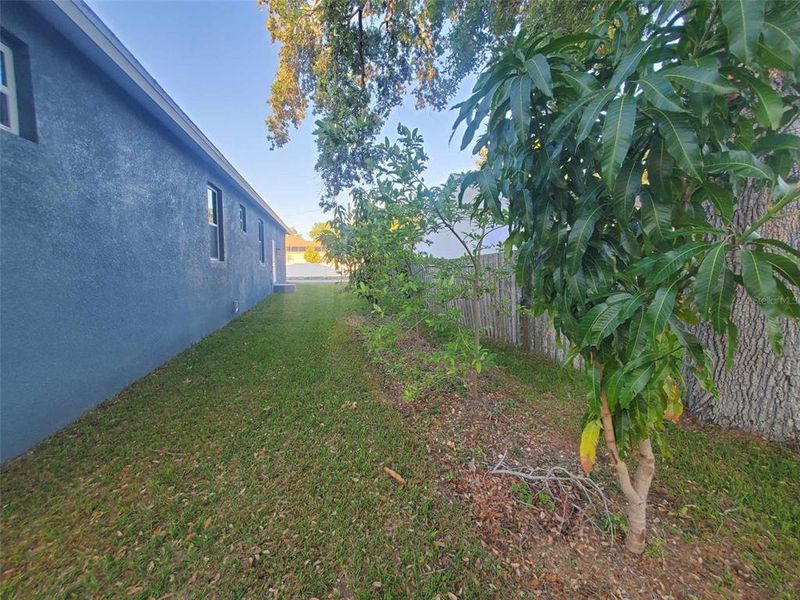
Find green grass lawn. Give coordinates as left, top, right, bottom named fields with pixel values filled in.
left=2, top=284, right=798, bottom=598
left=0, top=285, right=510, bottom=599
left=492, top=345, right=800, bottom=595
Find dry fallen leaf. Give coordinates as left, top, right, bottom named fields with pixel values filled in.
left=383, top=466, right=406, bottom=485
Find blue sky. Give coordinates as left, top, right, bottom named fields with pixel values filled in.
left=87, top=0, right=477, bottom=237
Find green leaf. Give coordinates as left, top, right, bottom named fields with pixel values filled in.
left=648, top=242, right=709, bottom=288
left=652, top=109, right=703, bottom=180
left=567, top=204, right=603, bottom=274
left=547, top=92, right=597, bottom=143
left=725, top=321, right=738, bottom=368
left=752, top=249, right=800, bottom=288
left=646, top=283, right=679, bottom=342
left=696, top=183, right=734, bottom=224
left=774, top=279, right=800, bottom=319
left=661, top=65, right=737, bottom=95
left=740, top=247, right=782, bottom=317
left=669, top=317, right=709, bottom=369
left=695, top=243, right=728, bottom=322
left=601, top=95, right=637, bottom=190
left=623, top=366, right=654, bottom=408
left=637, top=72, right=684, bottom=112
left=510, top=76, right=532, bottom=141
left=558, top=71, right=599, bottom=95
left=613, top=159, right=643, bottom=222
left=731, top=69, right=783, bottom=130
left=763, top=16, right=800, bottom=61
left=758, top=39, right=794, bottom=71
left=721, top=0, right=765, bottom=64
left=626, top=308, right=650, bottom=358
left=477, top=169, right=500, bottom=216
left=706, top=150, right=775, bottom=180
left=640, top=189, right=672, bottom=241
left=750, top=238, right=800, bottom=262
left=525, top=54, right=553, bottom=97
left=751, top=133, right=800, bottom=155
left=539, top=33, right=602, bottom=55
left=582, top=301, right=626, bottom=346
left=766, top=316, right=784, bottom=355
left=646, top=137, right=676, bottom=199
left=609, top=40, right=651, bottom=90
left=710, top=269, right=735, bottom=332
left=576, top=88, right=616, bottom=144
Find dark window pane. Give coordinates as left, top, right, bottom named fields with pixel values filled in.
left=209, top=225, right=219, bottom=259
left=0, top=93, right=8, bottom=128
left=0, top=51, right=6, bottom=87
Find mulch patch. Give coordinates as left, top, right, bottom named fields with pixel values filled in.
left=350, top=315, right=770, bottom=599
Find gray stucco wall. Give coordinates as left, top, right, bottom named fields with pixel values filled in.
left=0, top=2, right=286, bottom=460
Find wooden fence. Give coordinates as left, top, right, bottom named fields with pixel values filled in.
left=424, top=252, right=571, bottom=365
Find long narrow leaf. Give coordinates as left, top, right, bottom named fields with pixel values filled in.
left=721, top=0, right=765, bottom=64
left=510, top=76, right=532, bottom=141
left=602, top=95, right=637, bottom=189
left=652, top=109, right=703, bottom=180
left=525, top=54, right=553, bottom=97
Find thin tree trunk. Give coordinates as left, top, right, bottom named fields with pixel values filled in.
left=600, top=389, right=655, bottom=554
left=520, top=278, right=532, bottom=352
left=468, top=262, right=481, bottom=397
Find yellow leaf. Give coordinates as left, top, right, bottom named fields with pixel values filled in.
left=579, top=420, right=601, bottom=474
left=662, top=376, right=680, bottom=403
left=663, top=376, right=683, bottom=423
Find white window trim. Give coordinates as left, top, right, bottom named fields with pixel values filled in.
left=271, top=240, right=277, bottom=283
left=0, top=42, right=19, bottom=135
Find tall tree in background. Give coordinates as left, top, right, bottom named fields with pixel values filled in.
left=258, top=0, right=596, bottom=196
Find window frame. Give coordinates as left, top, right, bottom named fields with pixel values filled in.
left=257, top=219, right=265, bottom=263
left=207, top=184, right=224, bottom=261
left=0, top=41, right=19, bottom=135
left=239, top=204, right=247, bottom=232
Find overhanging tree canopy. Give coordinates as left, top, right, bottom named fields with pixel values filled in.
left=258, top=0, right=596, bottom=195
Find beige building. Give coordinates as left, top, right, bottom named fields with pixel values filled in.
left=286, top=234, right=324, bottom=265
left=285, top=234, right=339, bottom=279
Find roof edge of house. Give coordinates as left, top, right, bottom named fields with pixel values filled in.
left=29, top=0, right=290, bottom=233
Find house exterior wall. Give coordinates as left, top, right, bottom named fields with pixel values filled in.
left=0, top=2, right=286, bottom=460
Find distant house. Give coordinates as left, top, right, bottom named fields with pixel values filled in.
left=285, top=233, right=339, bottom=279
left=0, top=0, right=290, bottom=460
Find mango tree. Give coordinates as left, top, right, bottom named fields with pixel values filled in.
left=454, top=0, right=800, bottom=553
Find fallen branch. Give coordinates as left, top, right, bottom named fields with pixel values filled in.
left=488, top=457, right=615, bottom=542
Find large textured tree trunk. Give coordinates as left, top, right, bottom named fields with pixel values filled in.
left=685, top=117, right=800, bottom=444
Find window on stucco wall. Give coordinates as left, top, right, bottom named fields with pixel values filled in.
left=207, top=185, right=224, bottom=260
left=257, top=219, right=265, bottom=263
left=0, top=42, right=19, bottom=135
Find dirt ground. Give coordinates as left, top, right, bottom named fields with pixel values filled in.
left=352, top=316, right=779, bottom=599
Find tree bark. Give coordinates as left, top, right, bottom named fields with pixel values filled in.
left=520, top=278, right=533, bottom=352
left=600, top=389, right=655, bottom=554
left=468, top=262, right=481, bottom=398
left=685, top=119, right=800, bottom=445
